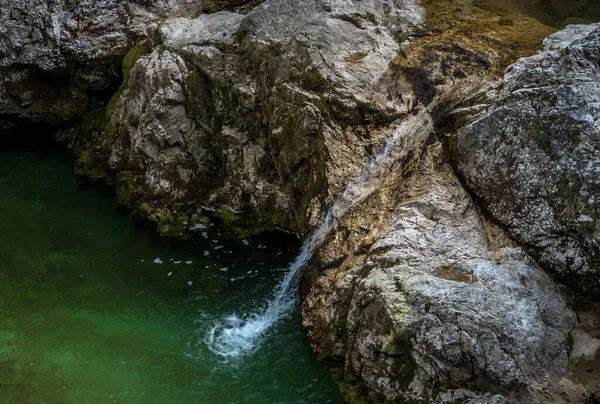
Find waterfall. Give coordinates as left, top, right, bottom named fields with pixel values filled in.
left=205, top=111, right=431, bottom=358
left=51, top=2, right=69, bottom=47
left=205, top=211, right=333, bottom=358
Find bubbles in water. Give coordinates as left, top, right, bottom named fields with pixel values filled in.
left=205, top=212, right=333, bottom=358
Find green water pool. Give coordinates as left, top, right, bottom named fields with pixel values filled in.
left=0, top=146, right=343, bottom=403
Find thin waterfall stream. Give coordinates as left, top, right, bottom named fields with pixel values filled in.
left=205, top=110, right=433, bottom=358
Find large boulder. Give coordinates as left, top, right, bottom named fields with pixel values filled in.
left=455, top=24, right=600, bottom=299
left=302, top=145, right=583, bottom=403
left=60, top=0, right=428, bottom=235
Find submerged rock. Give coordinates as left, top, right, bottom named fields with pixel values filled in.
left=455, top=24, right=600, bottom=299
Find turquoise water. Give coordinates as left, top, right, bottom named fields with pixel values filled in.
left=0, top=145, right=343, bottom=403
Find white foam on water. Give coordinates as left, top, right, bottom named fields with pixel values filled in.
left=204, top=116, right=422, bottom=359
left=205, top=211, right=333, bottom=358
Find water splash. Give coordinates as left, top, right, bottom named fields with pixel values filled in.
left=206, top=211, right=333, bottom=358
left=205, top=113, right=429, bottom=358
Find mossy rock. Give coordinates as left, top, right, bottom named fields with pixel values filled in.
left=107, top=45, right=146, bottom=116
left=338, top=379, right=371, bottom=404
left=79, top=108, right=107, bottom=138
left=115, top=176, right=137, bottom=208
left=73, top=151, right=107, bottom=182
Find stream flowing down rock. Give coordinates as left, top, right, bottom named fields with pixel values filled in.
left=455, top=23, right=600, bottom=300
left=12, top=0, right=564, bottom=236
left=301, top=144, right=590, bottom=403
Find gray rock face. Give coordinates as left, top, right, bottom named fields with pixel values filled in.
left=0, top=0, right=262, bottom=128
left=0, top=0, right=129, bottom=126
left=61, top=0, right=427, bottom=234
left=456, top=24, right=600, bottom=299
left=303, top=145, right=579, bottom=403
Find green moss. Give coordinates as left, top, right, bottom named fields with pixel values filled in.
left=216, top=205, right=291, bottom=238
left=338, top=380, right=370, bottom=404
left=107, top=45, right=146, bottom=116
left=220, top=206, right=242, bottom=223
left=425, top=299, right=432, bottom=313
left=224, top=111, right=239, bottom=126
left=64, top=108, right=108, bottom=157
left=190, top=214, right=210, bottom=226
left=80, top=109, right=107, bottom=137
left=346, top=51, right=369, bottom=63
left=381, top=335, right=408, bottom=356
left=115, top=177, right=136, bottom=208
left=73, top=151, right=107, bottom=182
left=156, top=44, right=166, bottom=56
left=136, top=205, right=193, bottom=238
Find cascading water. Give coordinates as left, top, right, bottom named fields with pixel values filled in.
left=205, top=211, right=333, bottom=358
left=205, top=111, right=431, bottom=358
left=50, top=1, right=69, bottom=47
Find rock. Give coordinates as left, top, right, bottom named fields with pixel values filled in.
left=62, top=0, right=429, bottom=235
left=455, top=24, right=600, bottom=299
left=7, top=0, right=567, bottom=236
left=302, top=145, right=580, bottom=403
left=0, top=0, right=134, bottom=127
left=0, top=0, right=263, bottom=130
